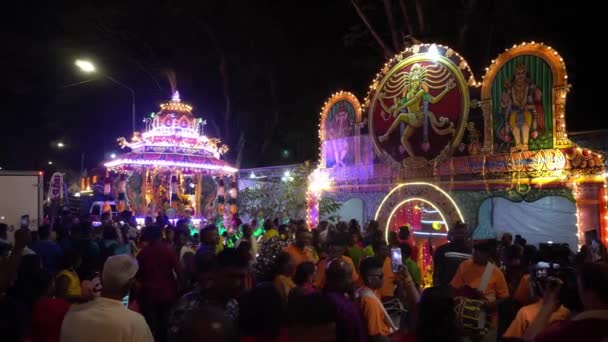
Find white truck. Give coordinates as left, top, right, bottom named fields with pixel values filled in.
left=0, top=171, right=44, bottom=234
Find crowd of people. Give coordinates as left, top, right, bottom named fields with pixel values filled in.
left=0, top=213, right=607, bottom=342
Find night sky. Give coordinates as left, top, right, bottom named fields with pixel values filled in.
left=0, top=0, right=602, bottom=174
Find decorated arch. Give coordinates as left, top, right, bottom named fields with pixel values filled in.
left=481, top=42, right=571, bottom=154
left=319, top=91, right=363, bottom=168
left=374, top=182, right=465, bottom=239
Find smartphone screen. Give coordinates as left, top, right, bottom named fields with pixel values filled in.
left=121, top=294, right=129, bottom=307
left=391, top=247, right=403, bottom=273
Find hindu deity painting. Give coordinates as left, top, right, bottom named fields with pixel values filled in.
left=492, top=55, right=553, bottom=152
left=369, top=54, right=469, bottom=168
left=323, top=100, right=356, bottom=167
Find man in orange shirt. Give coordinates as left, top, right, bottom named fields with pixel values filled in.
left=503, top=299, right=569, bottom=339
left=315, top=238, right=359, bottom=289
left=284, top=228, right=316, bottom=267
left=357, top=257, right=397, bottom=341
left=372, top=241, right=395, bottom=298
left=451, top=240, right=509, bottom=340
left=513, top=273, right=534, bottom=306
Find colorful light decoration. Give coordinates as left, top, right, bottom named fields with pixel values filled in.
left=308, top=168, right=332, bottom=195
left=114, top=90, right=229, bottom=161
left=481, top=42, right=568, bottom=85
left=105, top=159, right=237, bottom=173
left=134, top=217, right=203, bottom=227
left=374, top=182, right=465, bottom=223
left=569, top=171, right=608, bottom=249
left=307, top=168, right=333, bottom=228
left=572, top=178, right=583, bottom=250
left=307, top=192, right=320, bottom=229
left=310, top=42, right=606, bottom=256
left=603, top=172, right=608, bottom=244
left=420, top=220, right=445, bottom=225
left=105, top=91, right=237, bottom=222
left=384, top=197, right=449, bottom=241
left=159, top=90, right=193, bottom=112
left=387, top=198, right=446, bottom=289
left=414, top=231, right=447, bottom=237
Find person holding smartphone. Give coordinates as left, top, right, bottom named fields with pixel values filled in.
left=372, top=241, right=395, bottom=298
left=399, top=243, right=421, bottom=288
left=357, top=257, right=419, bottom=341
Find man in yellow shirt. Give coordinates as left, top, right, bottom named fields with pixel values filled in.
left=56, top=250, right=86, bottom=301
left=262, top=220, right=278, bottom=241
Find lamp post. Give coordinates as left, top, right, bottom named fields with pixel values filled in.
left=75, top=59, right=136, bottom=135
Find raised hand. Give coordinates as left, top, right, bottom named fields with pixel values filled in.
left=538, top=277, right=563, bottom=313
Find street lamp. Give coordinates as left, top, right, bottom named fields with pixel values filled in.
left=75, top=59, right=136, bottom=135
left=57, top=142, right=65, bottom=148
left=75, top=59, right=96, bottom=73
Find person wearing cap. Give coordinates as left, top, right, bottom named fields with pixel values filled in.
left=60, top=255, right=153, bottom=342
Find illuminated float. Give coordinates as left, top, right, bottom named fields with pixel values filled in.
left=105, top=91, right=238, bottom=228
left=309, top=42, right=607, bottom=286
